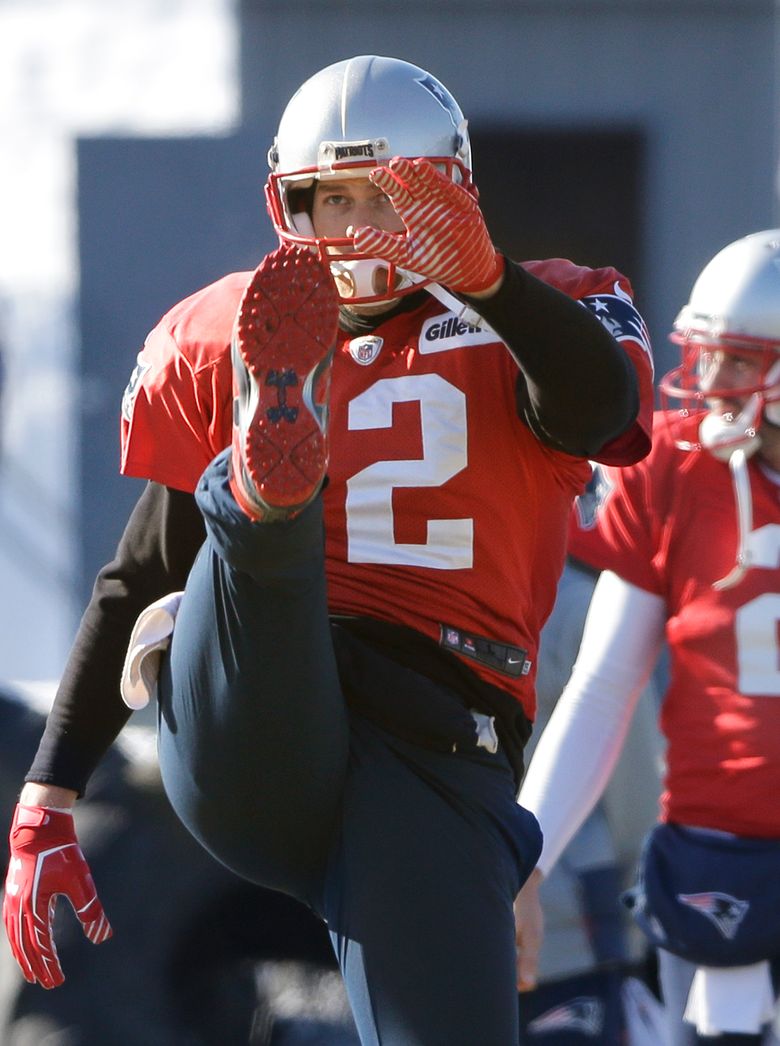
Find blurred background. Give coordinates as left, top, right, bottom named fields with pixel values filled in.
left=2, top=0, right=779, bottom=683
left=2, top=2, right=777, bottom=1042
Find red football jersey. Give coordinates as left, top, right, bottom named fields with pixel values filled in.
left=571, top=412, right=780, bottom=837
left=121, top=259, right=653, bottom=720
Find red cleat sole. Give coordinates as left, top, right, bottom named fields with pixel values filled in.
left=230, top=244, right=339, bottom=519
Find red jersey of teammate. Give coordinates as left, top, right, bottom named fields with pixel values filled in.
left=570, top=412, right=780, bottom=837
left=121, top=259, right=653, bottom=721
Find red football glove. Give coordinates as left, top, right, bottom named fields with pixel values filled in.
left=3, top=804, right=112, bottom=988
left=353, top=156, right=505, bottom=295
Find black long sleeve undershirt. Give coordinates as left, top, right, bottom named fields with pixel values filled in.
left=26, top=257, right=641, bottom=795
left=26, top=484, right=205, bottom=795
left=462, top=257, right=639, bottom=456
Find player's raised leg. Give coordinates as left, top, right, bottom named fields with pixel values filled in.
left=157, top=245, right=347, bottom=909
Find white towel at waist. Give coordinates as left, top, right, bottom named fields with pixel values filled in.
left=684, top=961, right=775, bottom=1036
left=120, top=592, right=184, bottom=710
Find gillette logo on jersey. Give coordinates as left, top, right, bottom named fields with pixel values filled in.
left=420, top=313, right=497, bottom=353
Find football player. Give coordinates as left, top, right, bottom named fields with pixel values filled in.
left=517, top=540, right=665, bottom=1045
left=516, top=229, right=780, bottom=1045
left=4, top=55, right=652, bottom=1044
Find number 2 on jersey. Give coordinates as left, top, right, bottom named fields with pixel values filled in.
left=345, top=374, right=473, bottom=568
left=735, top=524, right=780, bottom=695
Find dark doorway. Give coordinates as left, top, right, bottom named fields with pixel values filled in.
left=470, top=126, right=645, bottom=297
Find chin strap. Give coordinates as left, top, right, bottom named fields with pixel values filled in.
left=713, top=448, right=754, bottom=590
left=699, top=396, right=762, bottom=460
left=422, top=280, right=496, bottom=332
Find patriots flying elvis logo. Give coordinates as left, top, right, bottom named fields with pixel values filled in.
left=573, top=463, right=613, bottom=531
left=528, top=997, right=604, bottom=1037
left=122, top=352, right=151, bottom=422
left=676, top=891, right=750, bottom=940
left=581, top=282, right=654, bottom=374
left=415, top=74, right=461, bottom=129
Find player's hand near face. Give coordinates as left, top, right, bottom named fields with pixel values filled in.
left=353, top=157, right=505, bottom=297
left=3, top=798, right=111, bottom=988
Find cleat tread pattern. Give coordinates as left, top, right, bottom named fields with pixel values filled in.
left=230, top=245, right=338, bottom=518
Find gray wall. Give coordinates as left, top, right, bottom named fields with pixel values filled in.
left=241, top=0, right=780, bottom=374
left=76, top=0, right=779, bottom=595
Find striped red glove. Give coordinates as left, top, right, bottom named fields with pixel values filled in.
left=3, top=804, right=112, bottom=988
left=353, top=157, right=505, bottom=295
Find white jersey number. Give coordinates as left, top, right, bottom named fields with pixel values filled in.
left=345, top=374, right=473, bottom=568
left=735, top=524, right=780, bottom=695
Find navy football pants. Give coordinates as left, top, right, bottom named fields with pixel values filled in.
left=156, top=450, right=541, bottom=1045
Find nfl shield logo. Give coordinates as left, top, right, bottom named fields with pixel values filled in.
left=348, top=335, right=383, bottom=365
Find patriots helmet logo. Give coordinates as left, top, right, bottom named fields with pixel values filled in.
left=415, top=74, right=461, bottom=130
left=677, top=891, right=750, bottom=940
left=528, top=997, right=604, bottom=1037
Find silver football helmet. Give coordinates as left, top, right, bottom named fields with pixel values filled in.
left=265, top=55, right=473, bottom=306
left=660, top=229, right=780, bottom=459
